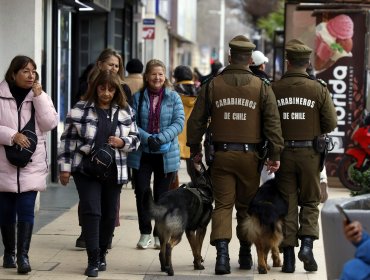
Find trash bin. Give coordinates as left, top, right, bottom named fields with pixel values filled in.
left=321, top=193, right=370, bottom=280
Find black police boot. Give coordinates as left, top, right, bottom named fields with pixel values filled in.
left=1, top=224, right=16, bottom=268
left=239, top=240, right=253, bottom=269
left=298, top=236, right=318, bottom=271
left=214, top=239, right=231, bottom=275
left=16, top=222, right=33, bottom=274
left=281, top=246, right=295, bottom=273
left=99, top=247, right=108, bottom=271
left=85, top=248, right=100, bottom=277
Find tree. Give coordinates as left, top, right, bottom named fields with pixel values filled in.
left=240, top=0, right=280, bottom=25
left=236, top=0, right=284, bottom=40
left=256, top=1, right=284, bottom=40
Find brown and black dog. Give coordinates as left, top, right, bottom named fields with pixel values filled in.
left=144, top=165, right=213, bottom=276
left=240, top=178, right=288, bottom=274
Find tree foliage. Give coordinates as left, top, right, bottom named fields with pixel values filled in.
left=237, top=0, right=284, bottom=40
left=257, top=1, right=284, bottom=40
left=350, top=166, right=370, bottom=196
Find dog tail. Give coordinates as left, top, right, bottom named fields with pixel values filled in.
left=142, top=188, right=167, bottom=220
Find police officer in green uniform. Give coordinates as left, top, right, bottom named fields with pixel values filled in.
left=271, top=39, right=337, bottom=273
left=187, top=35, right=284, bottom=275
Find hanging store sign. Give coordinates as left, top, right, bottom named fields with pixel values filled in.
left=143, top=18, right=155, bottom=40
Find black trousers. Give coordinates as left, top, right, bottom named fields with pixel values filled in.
left=73, top=172, right=122, bottom=250
left=133, top=153, right=175, bottom=236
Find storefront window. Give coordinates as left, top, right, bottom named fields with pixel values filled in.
left=57, top=8, right=72, bottom=141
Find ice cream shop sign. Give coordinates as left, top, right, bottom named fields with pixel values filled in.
left=314, top=11, right=368, bottom=176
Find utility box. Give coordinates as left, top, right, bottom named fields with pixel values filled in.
left=321, top=194, right=370, bottom=280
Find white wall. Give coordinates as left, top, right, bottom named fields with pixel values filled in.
left=0, top=0, right=43, bottom=78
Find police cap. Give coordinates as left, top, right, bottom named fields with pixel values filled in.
left=229, top=35, right=256, bottom=54
left=285, top=39, right=312, bottom=60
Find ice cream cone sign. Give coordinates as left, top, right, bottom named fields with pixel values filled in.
left=315, top=14, right=354, bottom=72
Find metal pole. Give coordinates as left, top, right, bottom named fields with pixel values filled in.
left=219, top=0, right=225, bottom=64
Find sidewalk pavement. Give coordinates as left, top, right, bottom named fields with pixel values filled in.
left=0, top=161, right=351, bottom=280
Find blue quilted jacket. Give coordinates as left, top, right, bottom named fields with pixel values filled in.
left=127, top=87, right=184, bottom=173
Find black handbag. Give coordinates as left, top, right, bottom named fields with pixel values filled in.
left=82, top=108, right=119, bottom=180
left=5, top=104, right=37, bottom=168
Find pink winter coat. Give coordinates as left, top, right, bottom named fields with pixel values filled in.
left=0, top=80, right=58, bottom=193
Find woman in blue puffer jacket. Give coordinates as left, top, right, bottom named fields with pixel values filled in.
left=128, top=59, right=184, bottom=250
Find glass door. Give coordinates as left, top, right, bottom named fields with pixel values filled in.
left=57, top=7, right=72, bottom=141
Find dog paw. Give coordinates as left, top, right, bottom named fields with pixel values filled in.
left=258, top=266, right=268, bottom=274
left=273, top=261, right=282, bottom=267
left=194, top=263, right=205, bottom=270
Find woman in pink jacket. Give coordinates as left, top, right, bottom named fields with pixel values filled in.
left=0, top=56, right=58, bottom=274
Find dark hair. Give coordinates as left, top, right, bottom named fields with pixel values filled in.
left=96, top=48, right=124, bottom=80
left=230, top=52, right=251, bottom=65
left=211, top=61, right=223, bottom=76
left=142, top=59, right=172, bottom=91
left=173, top=65, right=193, bottom=82
left=287, top=58, right=310, bottom=67
left=81, top=70, right=127, bottom=108
left=126, top=58, right=143, bottom=74
left=79, top=63, right=94, bottom=83
left=5, top=55, right=37, bottom=85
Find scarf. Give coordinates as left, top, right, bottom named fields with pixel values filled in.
left=148, top=87, right=164, bottom=133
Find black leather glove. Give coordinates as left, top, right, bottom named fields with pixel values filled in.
left=148, top=136, right=162, bottom=152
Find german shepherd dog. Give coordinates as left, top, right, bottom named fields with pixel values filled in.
left=240, top=178, right=288, bottom=274
left=144, top=164, right=213, bottom=276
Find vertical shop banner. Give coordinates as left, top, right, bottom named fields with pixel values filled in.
left=314, top=12, right=367, bottom=176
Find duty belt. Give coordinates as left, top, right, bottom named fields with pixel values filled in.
left=214, top=143, right=256, bottom=152
left=284, top=140, right=313, bottom=148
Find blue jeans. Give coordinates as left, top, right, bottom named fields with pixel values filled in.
left=0, top=191, right=38, bottom=225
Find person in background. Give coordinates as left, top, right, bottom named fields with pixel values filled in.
left=340, top=220, right=370, bottom=280
left=88, top=48, right=132, bottom=105
left=128, top=59, right=184, bottom=250
left=250, top=50, right=270, bottom=81
left=125, top=58, right=144, bottom=95
left=194, top=60, right=224, bottom=85
left=250, top=50, right=275, bottom=185
left=187, top=35, right=284, bottom=275
left=272, top=39, right=337, bottom=273
left=75, top=48, right=131, bottom=249
left=74, top=63, right=94, bottom=105
left=58, top=70, right=140, bottom=277
left=0, top=55, right=58, bottom=274
left=124, top=58, right=144, bottom=189
left=173, top=65, right=199, bottom=183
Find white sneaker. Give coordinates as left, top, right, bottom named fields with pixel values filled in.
left=154, top=236, right=160, bottom=249
left=320, top=182, right=329, bottom=203
left=137, top=234, right=151, bottom=249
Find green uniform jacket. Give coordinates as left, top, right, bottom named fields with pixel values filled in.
left=187, top=64, right=284, bottom=161
left=272, top=69, right=337, bottom=138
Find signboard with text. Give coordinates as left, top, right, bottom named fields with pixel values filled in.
left=142, top=18, right=155, bottom=40
left=314, top=11, right=367, bottom=176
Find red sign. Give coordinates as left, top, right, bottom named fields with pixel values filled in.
left=143, top=26, right=155, bottom=40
